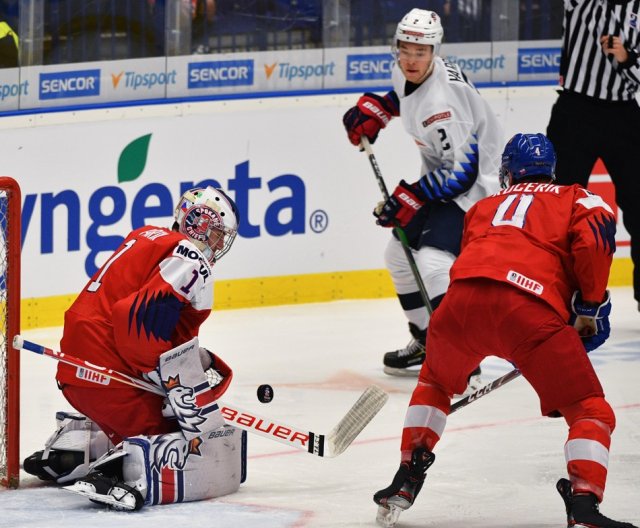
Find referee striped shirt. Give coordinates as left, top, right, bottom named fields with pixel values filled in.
left=561, top=0, right=640, bottom=101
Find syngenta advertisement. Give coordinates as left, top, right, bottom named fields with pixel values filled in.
left=7, top=98, right=396, bottom=299
left=5, top=88, right=631, bottom=301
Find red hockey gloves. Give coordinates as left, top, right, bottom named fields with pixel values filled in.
left=374, top=180, right=427, bottom=228
left=569, top=290, right=611, bottom=352
left=342, top=91, right=399, bottom=146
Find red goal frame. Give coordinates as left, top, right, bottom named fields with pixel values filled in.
left=0, top=177, right=20, bottom=488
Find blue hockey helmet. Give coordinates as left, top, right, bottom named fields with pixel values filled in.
left=499, top=133, right=556, bottom=189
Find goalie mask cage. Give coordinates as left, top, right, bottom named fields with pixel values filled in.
left=0, top=177, right=20, bottom=488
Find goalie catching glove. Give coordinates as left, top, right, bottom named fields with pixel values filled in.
left=343, top=91, right=399, bottom=146
left=569, top=290, right=611, bottom=352
left=374, top=179, right=427, bottom=228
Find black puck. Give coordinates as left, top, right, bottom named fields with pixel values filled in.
left=257, top=384, right=274, bottom=403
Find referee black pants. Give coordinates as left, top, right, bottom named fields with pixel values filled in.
left=547, top=91, right=640, bottom=302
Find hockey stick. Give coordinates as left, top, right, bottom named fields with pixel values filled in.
left=360, top=136, right=433, bottom=315
left=450, top=368, right=522, bottom=414
left=13, top=335, right=388, bottom=458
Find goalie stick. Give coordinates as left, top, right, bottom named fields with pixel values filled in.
left=13, top=335, right=388, bottom=458
left=360, top=136, right=433, bottom=315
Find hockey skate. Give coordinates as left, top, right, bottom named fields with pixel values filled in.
left=557, top=478, right=638, bottom=528
left=374, top=447, right=435, bottom=527
left=23, top=449, right=85, bottom=481
left=63, top=470, right=144, bottom=511
left=383, top=323, right=426, bottom=376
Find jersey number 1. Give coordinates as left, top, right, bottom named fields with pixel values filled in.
left=87, top=240, right=137, bottom=292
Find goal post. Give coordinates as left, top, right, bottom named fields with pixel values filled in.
left=0, top=177, right=20, bottom=488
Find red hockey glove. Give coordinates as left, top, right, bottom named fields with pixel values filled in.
left=374, top=180, right=427, bottom=228
left=342, top=91, right=399, bottom=146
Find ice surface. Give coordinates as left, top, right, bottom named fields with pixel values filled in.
left=2, top=287, right=639, bottom=527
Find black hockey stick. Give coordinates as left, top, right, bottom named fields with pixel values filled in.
left=450, top=368, right=522, bottom=413
left=14, top=335, right=389, bottom=458
left=360, top=136, right=433, bottom=315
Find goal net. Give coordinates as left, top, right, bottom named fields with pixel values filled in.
left=0, top=177, right=20, bottom=488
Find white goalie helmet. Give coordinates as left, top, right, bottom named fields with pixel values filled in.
left=174, top=186, right=239, bottom=264
left=394, top=8, right=444, bottom=50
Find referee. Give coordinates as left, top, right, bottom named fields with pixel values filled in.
left=547, top=0, right=640, bottom=310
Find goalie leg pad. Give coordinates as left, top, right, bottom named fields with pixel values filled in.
left=23, top=411, right=112, bottom=483
left=158, top=337, right=226, bottom=439
left=63, top=425, right=246, bottom=510
left=124, top=426, right=247, bottom=506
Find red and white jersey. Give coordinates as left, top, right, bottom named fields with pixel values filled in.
left=57, top=226, right=214, bottom=388
left=450, top=182, right=616, bottom=320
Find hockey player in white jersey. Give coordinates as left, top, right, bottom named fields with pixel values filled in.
left=343, top=8, right=503, bottom=385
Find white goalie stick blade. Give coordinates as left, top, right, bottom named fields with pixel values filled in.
left=376, top=504, right=403, bottom=527
left=325, top=385, right=389, bottom=457
left=62, top=481, right=138, bottom=511
left=220, top=385, right=389, bottom=457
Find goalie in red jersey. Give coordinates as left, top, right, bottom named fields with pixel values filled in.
left=374, top=133, right=637, bottom=528
left=23, top=187, right=248, bottom=511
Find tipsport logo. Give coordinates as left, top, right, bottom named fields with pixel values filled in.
left=111, top=70, right=177, bottom=90
left=346, top=54, right=394, bottom=81
left=0, top=80, right=28, bottom=102
left=39, top=69, right=100, bottom=100
left=263, top=61, right=336, bottom=81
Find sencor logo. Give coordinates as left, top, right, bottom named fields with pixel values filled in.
left=188, top=60, right=254, bottom=88
left=39, top=69, right=101, bottom=99
left=347, top=54, right=394, bottom=81
left=518, top=47, right=560, bottom=75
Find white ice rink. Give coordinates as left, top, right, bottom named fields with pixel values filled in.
left=2, top=287, right=639, bottom=528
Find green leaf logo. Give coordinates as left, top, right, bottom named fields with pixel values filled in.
left=118, top=134, right=152, bottom=183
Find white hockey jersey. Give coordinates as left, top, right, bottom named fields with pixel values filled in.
left=392, top=56, right=503, bottom=212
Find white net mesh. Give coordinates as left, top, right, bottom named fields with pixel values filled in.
left=0, top=189, right=10, bottom=484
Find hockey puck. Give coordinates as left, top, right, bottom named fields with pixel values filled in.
left=257, top=384, right=274, bottom=403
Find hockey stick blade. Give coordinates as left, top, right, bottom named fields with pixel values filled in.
left=325, top=385, right=389, bottom=457
left=450, top=368, right=522, bottom=414
left=14, top=335, right=388, bottom=457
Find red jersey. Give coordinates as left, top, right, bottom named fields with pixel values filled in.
left=450, top=182, right=616, bottom=321
left=57, top=226, right=214, bottom=388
